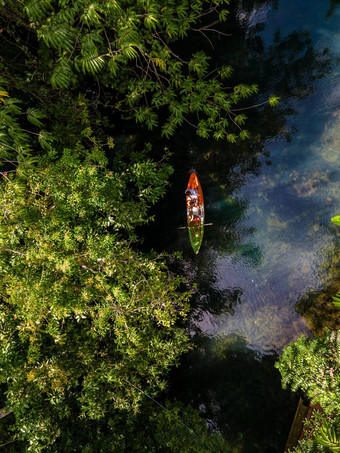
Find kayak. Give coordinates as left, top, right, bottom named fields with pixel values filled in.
left=186, top=172, right=204, bottom=254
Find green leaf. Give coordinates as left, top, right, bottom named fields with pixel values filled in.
left=315, top=421, right=340, bottom=452
left=80, top=4, right=102, bottom=25
left=219, top=8, right=229, bottom=22
left=51, top=58, right=74, bottom=89
left=269, top=95, right=280, bottom=107
left=39, top=24, right=74, bottom=52
left=234, top=114, right=247, bottom=125
left=213, top=129, right=225, bottom=140
left=108, top=58, right=119, bottom=75
left=27, top=108, right=46, bottom=128
left=332, top=293, right=340, bottom=308
left=239, top=129, right=250, bottom=140
left=24, top=0, right=52, bottom=21
left=161, top=120, right=175, bottom=138
left=144, top=15, right=159, bottom=30
left=331, top=215, right=340, bottom=226
left=219, top=65, right=233, bottom=79
left=227, top=133, right=237, bottom=143
left=188, top=51, right=210, bottom=77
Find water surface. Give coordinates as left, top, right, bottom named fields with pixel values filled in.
left=149, top=1, right=340, bottom=450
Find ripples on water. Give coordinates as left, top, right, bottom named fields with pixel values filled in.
left=187, top=0, right=340, bottom=354
left=163, top=1, right=340, bottom=450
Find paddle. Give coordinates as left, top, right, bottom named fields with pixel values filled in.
left=177, top=223, right=213, bottom=230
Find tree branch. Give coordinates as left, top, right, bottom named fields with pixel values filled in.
left=0, top=247, right=26, bottom=256
left=0, top=407, right=13, bottom=419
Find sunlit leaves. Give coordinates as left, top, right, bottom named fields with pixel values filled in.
left=278, top=332, right=340, bottom=453
left=219, top=65, right=233, bottom=79
left=219, top=8, right=229, bottom=22
left=153, top=57, right=167, bottom=71
left=332, top=293, right=340, bottom=308
left=227, top=133, right=237, bottom=143
left=234, top=114, right=247, bottom=126
left=80, top=3, right=102, bottom=25
left=0, top=145, right=190, bottom=449
left=239, top=129, right=250, bottom=140
left=0, top=94, right=34, bottom=161
left=121, top=44, right=138, bottom=60
left=331, top=215, right=340, bottom=226
left=233, top=83, right=259, bottom=99
left=314, top=421, right=340, bottom=452
left=72, top=32, right=107, bottom=75
left=144, top=13, right=159, bottom=30
left=8, top=0, right=270, bottom=140
left=213, top=129, right=225, bottom=140
left=0, top=90, right=9, bottom=102
left=77, top=55, right=106, bottom=75
left=276, top=331, right=340, bottom=415
left=268, top=95, right=280, bottom=107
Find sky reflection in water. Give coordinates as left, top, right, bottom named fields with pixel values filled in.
left=189, top=0, right=340, bottom=353
left=162, top=2, right=340, bottom=450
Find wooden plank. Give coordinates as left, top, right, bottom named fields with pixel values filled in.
left=284, top=398, right=309, bottom=452
left=285, top=399, right=323, bottom=452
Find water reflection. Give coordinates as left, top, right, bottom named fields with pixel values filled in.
left=141, top=0, right=340, bottom=359
left=170, top=334, right=297, bottom=453
left=146, top=0, right=340, bottom=449
left=170, top=0, right=340, bottom=349
left=326, top=0, right=340, bottom=19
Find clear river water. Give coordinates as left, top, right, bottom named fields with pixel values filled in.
left=145, top=0, right=340, bottom=451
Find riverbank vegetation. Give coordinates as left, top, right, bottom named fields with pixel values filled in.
left=276, top=330, right=340, bottom=452
left=0, top=0, right=263, bottom=450
left=275, top=224, right=340, bottom=452
left=0, top=0, right=338, bottom=451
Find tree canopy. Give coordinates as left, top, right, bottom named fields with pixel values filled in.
left=0, top=0, right=278, bottom=148
left=0, top=0, right=277, bottom=450
left=0, top=143, right=194, bottom=449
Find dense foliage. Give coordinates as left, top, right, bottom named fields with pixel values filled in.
left=0, top=0, right=265, bottom=450
left=276, top=331, right=340, bottom=453
left=0, top=143, right=194, bottom=449
left=0, top=0, right=278, bottom=145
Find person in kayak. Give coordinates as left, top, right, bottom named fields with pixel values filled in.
left=191, top=215, right=201, bottom=230
left=185, top=188, right=198, bottom=206
left=186, top=189, right=201, bottom=227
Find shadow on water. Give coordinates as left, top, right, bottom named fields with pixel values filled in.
left=326, top=0, right=340, bottom=18
left=142, top=0, right=333, bottom=253
left=169, top=334, right=298, bottom=453
left=142, top=0, right=340, bottom=450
